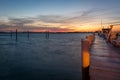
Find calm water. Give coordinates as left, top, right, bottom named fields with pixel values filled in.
left=0, top=33, right=90, bottom=80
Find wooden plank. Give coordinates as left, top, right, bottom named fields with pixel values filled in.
left=90, top=35, right=120, bottom=80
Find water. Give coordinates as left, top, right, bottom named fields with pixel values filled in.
left=0, top=33, right=90, bottom=80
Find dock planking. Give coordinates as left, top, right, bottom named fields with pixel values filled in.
left=90, top=35, right=120, bottom=80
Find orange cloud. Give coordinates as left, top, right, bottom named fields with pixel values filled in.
left=0, top=9, right=120, bottom=32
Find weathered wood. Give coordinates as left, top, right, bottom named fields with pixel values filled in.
left=90, top=35, right=120, bottom=80
left=81, top=39, right=90, bottom=80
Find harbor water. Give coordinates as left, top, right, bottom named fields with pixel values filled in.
left=0, top=33, right=90, bottom=80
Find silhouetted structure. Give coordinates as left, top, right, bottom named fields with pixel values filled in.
left=27, top=31, right=29, bottom=40
left=45, top=30, right=49, bottom=39
left=10, top=30, right=12, bottom=39
left=16, top=29, right=18, bottom=41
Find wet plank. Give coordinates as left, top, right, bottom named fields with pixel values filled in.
left=90, top=35, right=120, bottom=80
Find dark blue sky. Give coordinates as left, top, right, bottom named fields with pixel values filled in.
left=0, top=0, right=88, bottom=17
left=0, top=0, right=120, bottom=18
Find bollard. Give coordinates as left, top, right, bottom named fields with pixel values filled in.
left=81, top=39, right=90, bottom=80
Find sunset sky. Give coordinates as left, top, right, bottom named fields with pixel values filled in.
left=0, top=0, right=120, bottom=32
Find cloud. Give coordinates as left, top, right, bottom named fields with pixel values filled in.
left=37, top=15, right=68, bottom=23
left=0, top=23, right=75, bottom=32
left=8, top=17, right=35, bottom=26
left=8, top=8, right=108, bottom=24
left=0, top=8, right=120, bottom=32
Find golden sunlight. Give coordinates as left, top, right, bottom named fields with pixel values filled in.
left=83, top=52, right=90, bottom=68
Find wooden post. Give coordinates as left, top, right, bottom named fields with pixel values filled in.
left=10, top=30, right=12, bottom=39
left=27, top=30, right=29, bottom=40
left=81, top=39, right=90, bottom=80
left=86, top=34, right=95, bottom=46
left=45, top=30, right=49, bottom=39
left=47, top=30, right=49, bottom=39
left=45, top=31, right=47, bottom=39
left=16, top=29, right=18, bottom=41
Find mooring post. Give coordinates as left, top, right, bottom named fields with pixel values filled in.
left=16, top=29, right=18, bottom=41
left=10, top=30, right=12, bottom=39
left=47, top=30, right=49, bottom=39
left=27, top=30, right=29, bottom=40
left=81, top=39, right=90, bottom=80
left=45, top=30, right=49, bottom=39
left=45, top=31, right=47, bottom=39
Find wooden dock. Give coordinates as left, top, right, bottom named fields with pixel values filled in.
left=90, top=34, right=120, bottom=80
